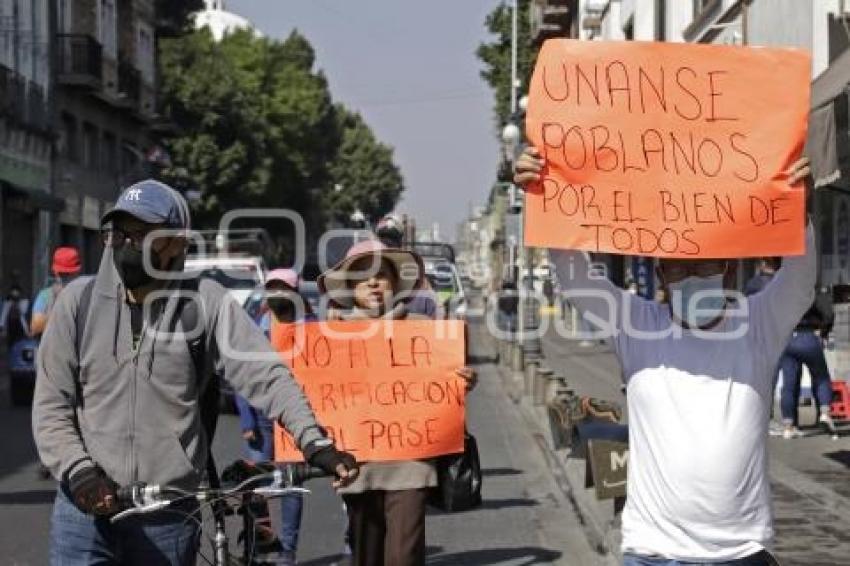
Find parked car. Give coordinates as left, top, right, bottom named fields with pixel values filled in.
left=9, top=337, right=38, bottom=406
left=424, top=259, right=467, bottom=319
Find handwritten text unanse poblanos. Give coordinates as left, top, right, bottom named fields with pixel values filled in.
left=536, top=60, right=791, bottom=255
left=277, top=331, right=465, bottom=453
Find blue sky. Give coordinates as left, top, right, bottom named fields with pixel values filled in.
left=227, top=0, right=502, bottom=240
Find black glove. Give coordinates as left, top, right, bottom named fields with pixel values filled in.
left=303, top=439, right=357, bottom=479
left=68, top=465, right=118, bottom=516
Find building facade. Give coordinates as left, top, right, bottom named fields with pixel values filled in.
left=54, top=0, right=158, bottom=274
left=0, top=0, right=56, bottom=295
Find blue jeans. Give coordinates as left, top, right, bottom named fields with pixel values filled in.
left=780, top=330, right=833, bottom=426
left=50, top=486, right=199, bottom=566
left=623, top=550, right=776, bottom=565
left=243, top=415, right=303, bottom=554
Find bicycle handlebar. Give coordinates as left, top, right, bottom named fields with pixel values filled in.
left=112, top=461, right=331, bottom=523
left=284, top=463, right=330, bottom=486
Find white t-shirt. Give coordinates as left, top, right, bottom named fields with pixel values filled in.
left=550, top=224, right=815, bottom=561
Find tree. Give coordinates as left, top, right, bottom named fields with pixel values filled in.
left=157, top=28, right=404, bottom=256
left=476, top=0, right=536, bottom=131
left=324, top=108, right=405, bottom=226
left=158, top=29, right=273, bottom=227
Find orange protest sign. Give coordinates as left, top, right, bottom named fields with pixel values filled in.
left=271, top=320, right=466, bottom=462
left=525, top=39, right=811, bottom=258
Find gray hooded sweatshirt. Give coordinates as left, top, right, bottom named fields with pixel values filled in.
left=32, top=192, right=323, bottom=490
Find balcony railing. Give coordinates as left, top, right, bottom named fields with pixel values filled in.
left=56, top=34, right=103, bottom=88
left=26, top=82, right=47, bottom=132
left=0, top=64, right=49, bottom=133
left=0, top=68, right=27, bottom=124
left=0, top=64, right=11, bottom=117
left=118, top=58, right=141, bottom=108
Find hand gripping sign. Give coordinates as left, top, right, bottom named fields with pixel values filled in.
left=272, top=320, right=466, bottom=462
left=524, top=39, right=811, bottom=258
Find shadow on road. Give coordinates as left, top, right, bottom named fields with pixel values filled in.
left=293, top=555, right=348, bottom=566
left=0, top=405, right=41, bottom=482
left=468, top=354, right=499, bottom=365
left=477, top=497, right=539, bottom=511
left=426, top=546, right=561, bottom=565
left=481, top=467, right=523, bottom=477
left=0, top=488, right=55, bottom=505
left=825, top=450, right=850, bottom=468
left=425, top=497, right=538, bottom=517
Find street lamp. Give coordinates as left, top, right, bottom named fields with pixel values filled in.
left=350, top=209, right=366, bottom=228
left=501, top=122, right=521, bottom=163
left=519, top=95, right=529, bottom=112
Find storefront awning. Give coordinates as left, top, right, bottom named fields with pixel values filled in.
left=807, top=48, right=850, bottom=190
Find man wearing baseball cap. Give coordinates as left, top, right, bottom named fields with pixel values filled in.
left=33, top=179, right=358, bottom=565
left=29, top=247, right=82, bottom=339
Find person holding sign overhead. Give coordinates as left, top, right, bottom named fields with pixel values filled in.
left=318, top=238, right=476, bottom=566
left=515, top=145, right=814, bottom=566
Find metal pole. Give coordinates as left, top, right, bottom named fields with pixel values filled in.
left=510, top=0, right=518, bottom=115
left=510, top=0, right=526, bottom=351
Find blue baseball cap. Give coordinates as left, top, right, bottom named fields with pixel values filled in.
left=101, top=179, right=190, bottom=229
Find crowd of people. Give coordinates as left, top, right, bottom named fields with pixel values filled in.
left=0, top=137, right=835, bottom=566
left=25, top=180, right=474, bottom=566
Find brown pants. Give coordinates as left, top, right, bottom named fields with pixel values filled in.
left=342, top=488, right=428, bottom=566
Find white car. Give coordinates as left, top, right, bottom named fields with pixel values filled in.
left=184, top=255, right=266, bottom=307
left=424, top=259, right=467, bottom=319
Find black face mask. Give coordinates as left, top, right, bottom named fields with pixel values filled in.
left=113, top=244, right=162, bottom=290
left=268, top=299, right=296, bottom=321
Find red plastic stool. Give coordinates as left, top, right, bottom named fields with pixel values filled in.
left=830, top=381, right=850, bottom=420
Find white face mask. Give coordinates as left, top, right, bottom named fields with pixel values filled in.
left=668, top=273, right=727, bottom=328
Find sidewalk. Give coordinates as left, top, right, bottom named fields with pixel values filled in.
left=525, top=316, right=850, bottom=566
left=424, top=315, right=605, bottom=565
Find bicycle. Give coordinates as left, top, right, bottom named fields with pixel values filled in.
left=112, top=460, right=329, bottom=566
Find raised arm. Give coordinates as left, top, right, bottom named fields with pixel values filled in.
left=750, top=220, right=816, bottom=358
left=749, top=157, right=817, bottom=360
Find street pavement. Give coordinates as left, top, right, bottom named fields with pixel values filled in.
left=539, top=311, right=850, bottom=566
left=0, top=311, right=599, bottom=565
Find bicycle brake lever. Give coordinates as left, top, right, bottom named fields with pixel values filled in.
left=252, top=487, right=310, bottom=497
left=110, top=500, right=172, bottom=523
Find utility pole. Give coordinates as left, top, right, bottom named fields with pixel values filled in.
left=511, top=0, right=526, bottom=351
left=510, top=0, right=518, bottom=115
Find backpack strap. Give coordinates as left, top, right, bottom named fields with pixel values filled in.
left=176, top=277, right=221, bottom=490
left=74, top=277, right=97, bottom=364
left=69, top=277, right=96, bottom=411
left=177, top=278, right=207, bottom=389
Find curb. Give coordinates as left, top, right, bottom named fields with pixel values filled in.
left=499, top=364, right=622, bottom=565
